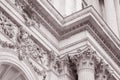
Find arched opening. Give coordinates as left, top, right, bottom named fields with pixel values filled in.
left=0, top=62, right=28, bottom=80
left=0, top=50, right=36, bottom=80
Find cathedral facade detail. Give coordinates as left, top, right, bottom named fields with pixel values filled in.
left=0, top=0, right=120, bottom=80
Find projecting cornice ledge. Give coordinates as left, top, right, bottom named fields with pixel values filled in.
left=1, top=0, right=120, bottom=70
left=32, top=0, right=120, bottom=66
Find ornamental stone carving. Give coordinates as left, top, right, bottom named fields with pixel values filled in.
left=14, top=0, right=40, bottom=28
left=17, top=27, right=49, bottom=66
left=0, top=39, right=15, bottom=49
left=62, top=47, right=112, bottom=80
left=16, top=27, right=50, bottom=77
left=52, top=58, right=63, bottom=74
left=69, top=48, right=99, bottom=71
left=95, top=60, right=111, bottom=80
left=0, top=12, right=16, bottom=39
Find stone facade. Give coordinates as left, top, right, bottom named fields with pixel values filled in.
left=0, top=0, right=120, bottom=80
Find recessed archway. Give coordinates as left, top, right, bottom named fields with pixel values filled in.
left=0, top=49, right=37, bottom=80
left=0, top=63, right=28, bottom=80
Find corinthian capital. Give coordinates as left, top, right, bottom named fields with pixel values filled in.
left=67, top=48, right=101, bottom=72
left=95, top=60, right=111, bottom=80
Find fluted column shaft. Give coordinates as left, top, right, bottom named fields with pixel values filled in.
left=77, top=49, right=96, bottom=80
left=78, top=59, right=95, bottom=80
left=114, top=0, right=120, bottom=37
left=76, top=0, right=82, bottom=11
left=104, top=0, right=119, bottom=37
left=65, top=0, right=76, bottom=15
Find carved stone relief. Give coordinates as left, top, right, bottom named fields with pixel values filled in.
left=15, top=27, right=63, bottom=78
left=17, top=27, right=47, bottom=64
left=52, top=58, right=63, bottom=74
left=61, top=47, right=113, bottom=80
left=95, top=60, right=111, bottom=80
left=0, top=39, right=15, bottom=49
left=14, top=0, right=40, bottom=28
left=0, top=4, right=115, bottom=80
left=0, top=12, right=16, bottom=40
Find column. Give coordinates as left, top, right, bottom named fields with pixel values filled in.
left=65, top=0, right=76, bottom=15
left=85, top=0, right=101, bottom=14
left=104, top=0, right=119, bottom=38
left=77, top=49, right=96, bottom=80
left=76, top=0, right=82, bottom=11
left=114, top=0, right=120, bottom=37
left=60, top=55, right=75, bottom=80
left=59, top=64, right=72, bottom=80
left=53, top=0, right=65, bottom=16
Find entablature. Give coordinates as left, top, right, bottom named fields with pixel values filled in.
left=0, top=0, right=120, bottom=80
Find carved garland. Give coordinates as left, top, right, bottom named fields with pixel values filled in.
left=0, top=11, right=16, bottom=39
left=0, top=9, right=63, bottom=77
left=1, top=1, right=116, bottom=79
left=16, top=27, right=63, bottom=76
left=0, top=39, right=15, bottom=49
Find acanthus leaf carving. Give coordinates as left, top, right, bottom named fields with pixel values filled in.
left=95, top=60, right=111, bottom=80
left=0, top=39, right=15, bottom=49
left=14, top=0, right=41, bottom=28
left=52, top=58, right=63, bottom=74
left=16, top=27, right=53, bottom=76
left=28, top=60, right=47, bottom=80
left=0, top=11, right=16, bottom=40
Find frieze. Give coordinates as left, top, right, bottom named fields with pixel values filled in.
left=7, top=0, right=92, bottom=39
left=2, top=1, right=120, bottom=79
left=6, top=0, right=120, bottom=66
left=87, top=23, right=120, bottom=67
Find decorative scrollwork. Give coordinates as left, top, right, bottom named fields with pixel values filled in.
left=28, top=60, right=47, bottom=80
left=0, top=12, right=15, bottom=39
left=14, top=0, right=40, bottom=28
left=95, top=60, right=111, bottom=80
left=0, top=39, right=15, bottom=49
left=52, top=59, right=63, bottom=74
left=17, top=27, right=50, bottom=67
left=62, top=47, right=111, bottom=80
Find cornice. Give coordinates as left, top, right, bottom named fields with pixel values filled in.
left=24, top=0, right=120, bottom=44
left=1, top=0, right=120, bottom=70
left=32, top=1, right=120, bottom=66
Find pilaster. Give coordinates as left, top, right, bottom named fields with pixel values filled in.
left=114, top=0, right=120, bottom=38
left=104, top=0, right=119, bottom=38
